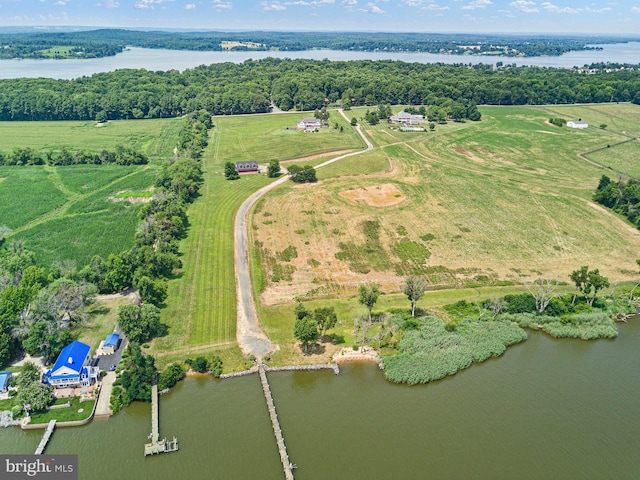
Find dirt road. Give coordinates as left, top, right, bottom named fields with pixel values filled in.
left=234, top=110, right=373, bottom=359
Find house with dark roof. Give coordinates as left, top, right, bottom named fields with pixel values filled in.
left=43, top=340, right=99, bottom=389
left=235, top=161, right=259, bottom=173
left=0, top=372, right=11, bottom=394
left=102, top=333, right=120, bottom=356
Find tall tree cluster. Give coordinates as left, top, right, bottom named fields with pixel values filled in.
left=1, top=59, right=639, bottom=121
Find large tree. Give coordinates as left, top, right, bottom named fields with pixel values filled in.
left=359, top=283, right=381, bottom=323
left=402, top=276, right=427, bottom=317
left=117, top=303, right=163, bottom=343
left=18, top=382, right=53, bottom=413
left=314, top=307, right=337, bottom=339
left=294, top=316, right=318, bottom=353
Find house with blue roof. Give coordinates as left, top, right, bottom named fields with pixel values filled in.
left=43, top=340, right=99, bottom=389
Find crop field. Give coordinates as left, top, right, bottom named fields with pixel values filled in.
left=0, top=118, right=181, bottom=163
left=152, top=112, right=365, bottom=368
left=253, top=104, right=640, bottom=307
left=0, top=118, right=181, bottom=266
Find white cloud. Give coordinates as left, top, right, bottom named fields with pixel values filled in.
left=461, top=0, right=492, bottom=10
left=97, top=0, right=120, bottom=7
left=284, top=0, right=335, bottom=6
left=510, top=0, right=538, bottom=13
left=134, top=0, right=173, bottom=9
left=423, top=3, right=449, bottom=10
left=212, top=0, right=232, bottom=9
left=53, top=0, right=67, bottom=5
left=185, top=3, right=196, bottom=9
left=262, top=1, right=286, bottom=10
left=541, top=2, right=578, bottom=13
left=342, top=0, right=357, bottom=5
left=358, top=1, right=383, bottom=12
left=632, top=6, right=640, bottom=13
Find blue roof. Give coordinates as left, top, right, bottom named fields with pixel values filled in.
left=0, top=372, right=11, bottom=390
left=49, top=340, right=90, bottom=375
left=104, top=333, right=119, bottom=347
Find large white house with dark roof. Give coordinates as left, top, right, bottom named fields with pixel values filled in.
left=43, top=340, right=99, bottom=389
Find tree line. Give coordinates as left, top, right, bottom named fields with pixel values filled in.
left=0, top=145, right=148, bottom=166
left=1, top=59, right=640, bottom=122
left=1, top=29, right=629, bottom=59
left=593, top=174, right=640, bottom=227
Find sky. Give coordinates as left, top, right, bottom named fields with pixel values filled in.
left=0, top=0, right=639, bottom=35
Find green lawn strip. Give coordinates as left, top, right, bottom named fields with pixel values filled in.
left=29, top=397, right=95, bottom=424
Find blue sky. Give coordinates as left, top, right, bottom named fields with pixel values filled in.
left=0, top=0, right=639, bottom=34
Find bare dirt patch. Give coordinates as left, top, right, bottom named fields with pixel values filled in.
left=452, top=145, right=486, bottom=164
left=338, top=184, right=405, bottom=207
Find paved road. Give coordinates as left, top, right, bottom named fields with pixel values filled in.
left=234, top=110, right=373, bottom=359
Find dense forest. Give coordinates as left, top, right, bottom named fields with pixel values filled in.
left=0, top=58, right=639, bottom=121
left=0, top=29, right=632, bottom=59
left=594, top=175, right=640, bottom=228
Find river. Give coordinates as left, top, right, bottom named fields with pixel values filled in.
left=1, top=319, right=638, bottom=479
left=1, top=42, right=640, bottom=80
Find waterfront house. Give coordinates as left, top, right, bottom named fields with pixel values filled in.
left=101, top=333, right=120, bottom=356
left=235, top=161, right=259, bottom=173
left=43, top=340, right=99, bottom=389
left=567, top=121, right=588, bottom=129
left=390, top=111, right=424, bottom=125
left=0, top=372, right=11, bottom=393
left=297, top=117, right=322, bottom=131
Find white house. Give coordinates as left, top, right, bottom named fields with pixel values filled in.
left=43, top=340, right=99, bottom=389
left=390, top=111, right=424, bottom=125
left=567, top=121, right=588, bottom=129
left=297, top=117, right=322, bottom=131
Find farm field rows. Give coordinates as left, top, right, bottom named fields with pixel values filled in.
left=253, top=105, right=640, bottom=310
left=0, top=118, right=180, bottom=266
left=151, top=112, right=365, bottom=368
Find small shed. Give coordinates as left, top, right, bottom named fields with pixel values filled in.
left=102, top=333, right=120, bottom=355
left=567, top=121, right=588, bottom=129
left=0, top=372, right=11, bottom=393
left=235, top=161, right=259, bottom=173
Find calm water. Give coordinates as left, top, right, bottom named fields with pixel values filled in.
left=1, top=42, right=640, bottom=80
left=1, top=319, right=639, bottom=479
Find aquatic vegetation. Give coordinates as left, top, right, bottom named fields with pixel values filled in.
left=382, top=316, right=527, bottom=385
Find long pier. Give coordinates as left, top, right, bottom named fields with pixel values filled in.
left=34, top=420, right=56, bottom=455
left=259, top=365, right=295, bottom=480
left=144, top=383, right=178, bottom=456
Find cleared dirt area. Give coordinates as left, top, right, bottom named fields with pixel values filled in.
left=338, top=183, right=406, bottom=207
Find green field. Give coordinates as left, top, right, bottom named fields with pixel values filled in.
left=586, top=139, right=640, bottom=176
left=254, top=104, right=640, bottom=328
left=0, top=118, right=181, bottom=266
left=0, top=118, right=181, bottom=163
left=151, top=112, right=365, bottom=368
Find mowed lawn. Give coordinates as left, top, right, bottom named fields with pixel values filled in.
left=253, top=104, right=640, bottom=308
left=0, top=118, right=180, bottom=266
left=152, top=112, right=365, bottom=368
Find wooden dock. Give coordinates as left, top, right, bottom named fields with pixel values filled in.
left=259, top=365, right=295, bottom=480
left=34, top=420, right=56, bottom=455
left=144, top=383, right=179, bottom=456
